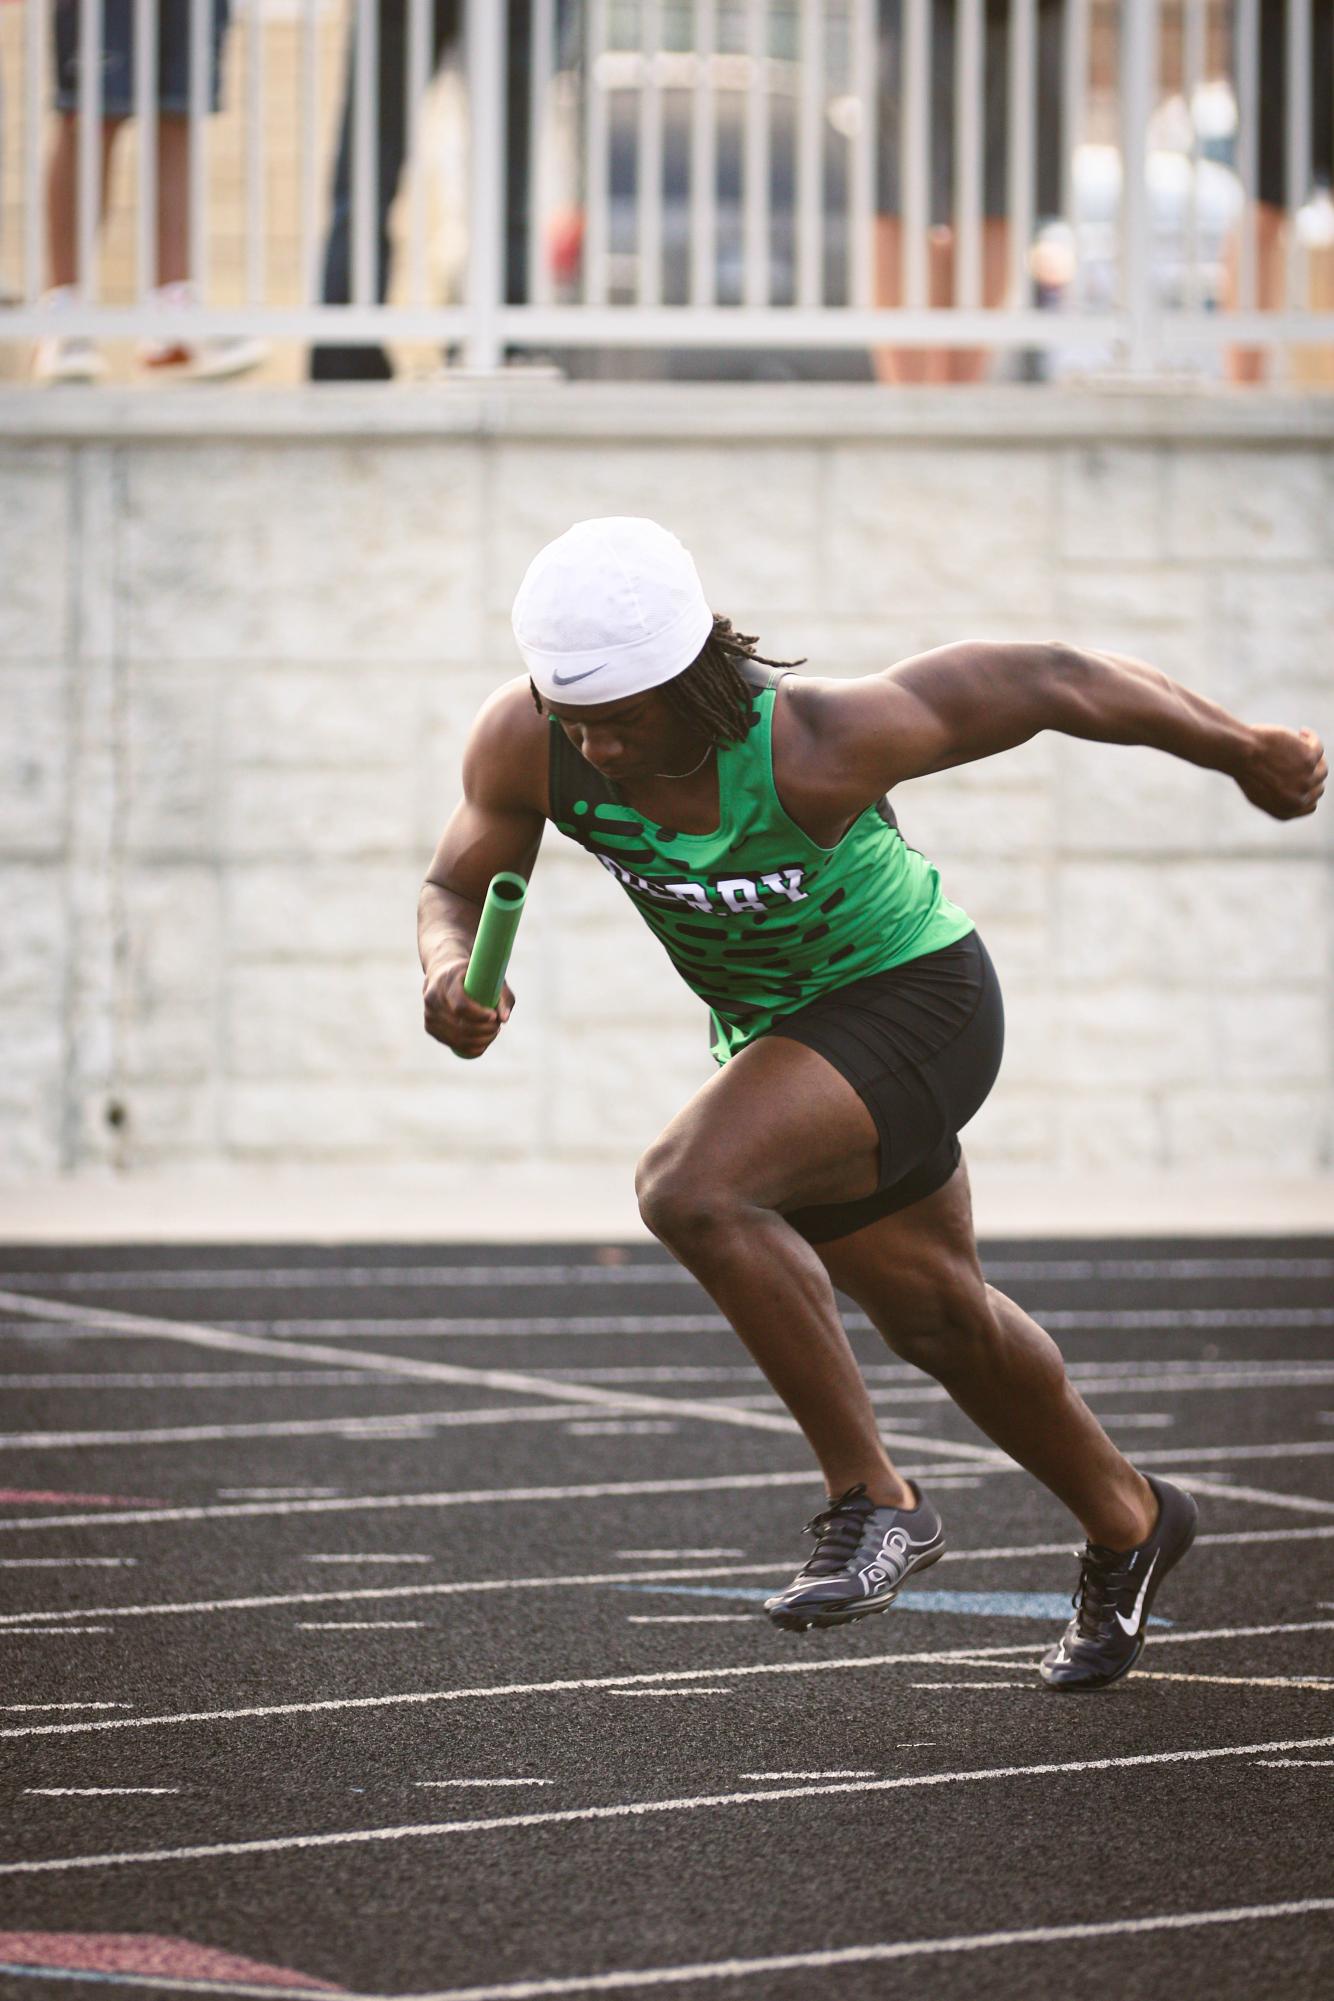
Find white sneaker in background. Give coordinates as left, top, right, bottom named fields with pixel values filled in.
left=32, top=286, right=107, bottom=385
left=138, top=282, right=269, bottom=381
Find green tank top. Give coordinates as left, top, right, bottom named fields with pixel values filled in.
left=547, top=663, right=974, bottom=1063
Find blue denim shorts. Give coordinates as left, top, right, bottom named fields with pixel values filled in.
left=54, top=0, right=231, bottom=118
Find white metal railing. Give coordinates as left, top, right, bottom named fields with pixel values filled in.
left=2, top=0, right=1332, bottom=376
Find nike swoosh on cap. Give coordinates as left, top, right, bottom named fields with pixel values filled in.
left=551, top=663, right=610, bottom=686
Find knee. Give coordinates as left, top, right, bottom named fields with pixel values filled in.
left=635, top=1140, right=737, bottom=1250
left=876, top=1267, right=997, bottom=1379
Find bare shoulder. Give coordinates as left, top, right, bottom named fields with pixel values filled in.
left=773, top=667, right=899, bottom=768
left=464, top=674, right=550, bottom=815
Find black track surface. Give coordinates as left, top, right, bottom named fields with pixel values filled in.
left=0, top=1236, right=1331, bottom=2001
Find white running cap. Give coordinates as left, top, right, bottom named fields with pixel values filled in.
left=511, top=516, right=714, bottom=705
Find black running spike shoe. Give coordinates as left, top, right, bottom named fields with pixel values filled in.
left=1040, top=1475, right=1198, bottom=1691
left=764, top=1482, right=945, bottom=1632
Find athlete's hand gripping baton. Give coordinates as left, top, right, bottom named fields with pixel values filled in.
left=461, top=871, right=527, bottom=1013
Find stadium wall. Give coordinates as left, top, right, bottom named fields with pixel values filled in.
left=2, top=385, right=1331, bottom=1185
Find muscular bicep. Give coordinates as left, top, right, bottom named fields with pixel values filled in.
left=423, top=795, right=545, bottom=904
left=422, top=684, right=547, bottom=904
left=822, top=642, right=1064, bottom=793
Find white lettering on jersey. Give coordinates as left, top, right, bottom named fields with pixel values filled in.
left=594, top=852, right=809, bottom=916
left=717, top=878, right=765, bottom=916
left=760, top=868, right=810, bottom=904
left=662, top=882, right=713, bottom=914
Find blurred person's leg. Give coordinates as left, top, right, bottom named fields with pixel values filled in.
left=872, top=1, right=1060, bottom=385
left=38, top=3, right=128, bottom=381
left=1225, top=202, right=1286, bottom=384
left=1226, top=0, right=1334, bottom=383
left=136, top=0, right=264, bottom=378
left=310, top=0, right=461, bottom=381
left=872, top=0, right=952, bottom=382
left=45, top=113, right=122, bottom=290
left=155, top=116, right=190, bottom=283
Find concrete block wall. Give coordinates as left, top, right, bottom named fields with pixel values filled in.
left=1, top=385, right=1330, bottom=1188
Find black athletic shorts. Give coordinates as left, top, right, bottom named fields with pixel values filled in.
left=765, top=927, right=1004, bottom=1247
left=54, top=0, right=231, bottom=118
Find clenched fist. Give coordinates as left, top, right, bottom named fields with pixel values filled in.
left=1235, top=725, right=1327, bottom=821
left=422, top=959, right=515, bottom=1060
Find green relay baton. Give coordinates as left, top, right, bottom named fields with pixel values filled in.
left=462, top=871, right=528, bottom=1013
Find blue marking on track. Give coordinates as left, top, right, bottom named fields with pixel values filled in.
left=614, top=1584, right=1171, bottom=1624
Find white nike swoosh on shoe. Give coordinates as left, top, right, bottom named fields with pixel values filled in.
left=1115, top=1551, right=1159, bottom=1636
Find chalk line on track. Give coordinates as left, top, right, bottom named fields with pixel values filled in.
left=371, top=1899, right=1334, bottom=2001
left=142, top=1307, right=1334, bottom=1336
left=0, top=1406, right=658, bottom=1451
left=0, top=1469, right=996, bottom=1535
left=11, top=1362, right=1334, bottom=1395
left=1, top=1900, right=1330, bottom=2001
left=10, top=1307, right=1334, bottom=1339
left=2, top=1527, right=1333, bottom=1629
left=0, top=1290, right=1001, bottom=1471
left=4, top=1739, right=1333, bottom=1878
left=1168, top=1476, right=1334, bottom=1516
left=3, top=1254, right=1328, bottom=1288
left=3, top=1620, right=1331, bottom=1740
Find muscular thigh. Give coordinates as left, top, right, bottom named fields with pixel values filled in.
left=814, top=1151, right=988, bottom=1327
left=643, top=1033, right=882, bottom=1212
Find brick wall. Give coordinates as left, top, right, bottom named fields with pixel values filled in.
left=2, top=385, right=1330, bottom=1184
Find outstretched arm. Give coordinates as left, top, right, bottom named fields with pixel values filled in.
left=821, top=641, right=1326, bottom=820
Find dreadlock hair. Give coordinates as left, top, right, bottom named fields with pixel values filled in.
left=528, top=615, right=806, bottom=748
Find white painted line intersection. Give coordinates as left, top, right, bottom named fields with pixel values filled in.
left=3, top=1621, right=1331, bottom=1741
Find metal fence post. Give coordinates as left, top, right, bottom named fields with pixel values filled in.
left=466, top=0, right=508, bottom=371
left=1119, top=0, right=1159, bottom=372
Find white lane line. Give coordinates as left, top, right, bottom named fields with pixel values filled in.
left=5, top=1254, right=1329, bottom=1287
left=0, top=1404, right=646, bottom=1451
left=416, top=1780, right=554, bottom=1789
left=1134, top=1441, right=1334, bottom=1466
left=0, top=1627, right=111, bottom=1635
left=3, top=1621, right=1331, bottom=1742
left=626, top=1616, right=755, bottom=1625
left=0, top=1562, right=791, bottom=1628
left=51, top=1305, right=1333, bottom=1338
left=0, top=1465, right=991, bottom=1536
left=0, top=1263, right=697, bottom=1292
left=24, top=1786, right=179, bottom=1796
left=1, top=1703, right=132, bottom=1711
left=606, top=1689, right=732, bottom=1698
left=536, top=1361, right=1334, bottom=1387
left=4, top=1739, right=1332, bottom=1877
left=1170, top=1476, right=1334, bottom=1517
left=616, top=1549, right=746, bottom=1559
left=1254, top=1758, right=1334, bottom=1767
left=0, top=1371, right=403, bottom=1389
left=912, top=1682, right=1034, bottom=1690
left=305, top=1554, right=433, bottom=1565
left=738, top=1770, right=876, bottom=1780
left=297, top=1622, right=425, bottom=1631
left=392, top=1898, right=1334, bottom=2000
left=565, top=1421, right=678, bottom=1436
left=1134, top=1672, right=1334, bottom=1690
left=0, top=1289, right=817, bottom=1442
left=0, top=1558, right=136, bottom=1568
left=217, top=1486, right=343, bottom=1500
left=4, top=1524, right=1333, bottom=1630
